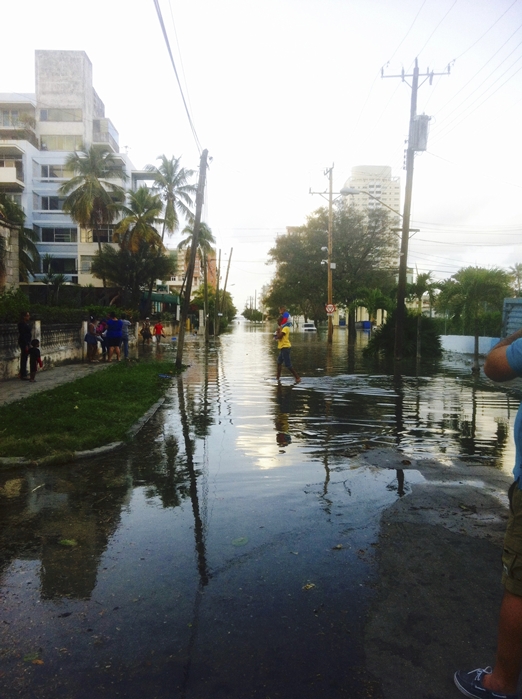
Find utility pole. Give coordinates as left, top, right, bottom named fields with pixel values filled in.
left=176, top=148, right=208, bottom=369
left=382, top=59, right=449, bottom=361
left=216, top=248, right=232, bottom=336
left=326, top=165, right=334, bottom=344
left=214, top=249, right=221, bottom=337
left=310, top=165, right=335, bottom=345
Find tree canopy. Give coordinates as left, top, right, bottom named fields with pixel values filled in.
left=90, top=243, right=176, bottom=309
left=146, top=155, right=196, bottom=242
left=60, top=145, right=127, bottom=252
left=264, top=204, right=397, bottom=326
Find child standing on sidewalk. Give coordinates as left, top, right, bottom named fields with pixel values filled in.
left=28, top=339, right=43, bottom=382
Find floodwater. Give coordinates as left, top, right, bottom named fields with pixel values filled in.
left=0, top=322, right=520, bottom=698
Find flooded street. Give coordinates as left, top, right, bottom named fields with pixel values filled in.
left=0, top=323, right=520, bottom=699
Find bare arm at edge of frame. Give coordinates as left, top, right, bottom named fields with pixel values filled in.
left=484, top=329, right=522, bottom=383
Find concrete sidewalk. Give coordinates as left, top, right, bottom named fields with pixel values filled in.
left=0, top=362, right=111, bottom=407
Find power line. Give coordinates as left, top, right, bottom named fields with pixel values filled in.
left=152, top=0, right=202, bottom=154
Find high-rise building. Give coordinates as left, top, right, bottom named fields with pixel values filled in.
left=343, top=165, right=401, bottom=219
left=0, top=50, right=135, bottom=286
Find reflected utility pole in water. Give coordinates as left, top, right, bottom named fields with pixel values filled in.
left=176, top=148, right=209, bottom=369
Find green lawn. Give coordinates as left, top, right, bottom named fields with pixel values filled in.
left=0, top=361, right=181, bottom=460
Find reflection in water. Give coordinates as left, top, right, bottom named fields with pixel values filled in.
left=0, top=463, right=131, bottom=600
left=275, top=384, right=292, bottom=447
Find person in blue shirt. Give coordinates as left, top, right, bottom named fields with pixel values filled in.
left=454, top=328, right=522, bottom=699
left=105, top=311, right=123, bottom=362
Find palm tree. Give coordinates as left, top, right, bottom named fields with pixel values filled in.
left=408, top=271, right=438, bottom=360
left=178, top=222, right=216, bottom=338
left=437, top=266, right=513, bottom=373
left=59, top=145, right=127, bottom=255
left=146, top=155, right=196, bottom=243
left=113, top=187, right=164, bottom=253
left=177, top=221, right=216, bottom=294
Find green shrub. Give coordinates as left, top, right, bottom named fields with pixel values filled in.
left=0, top=288, right=31, bottom=323
left=364, top=311, right=442, bottom=358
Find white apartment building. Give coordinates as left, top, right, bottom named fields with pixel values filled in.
left=343, top=165, right=401, bottom=219
left=0, top=50, right=135, bottom=286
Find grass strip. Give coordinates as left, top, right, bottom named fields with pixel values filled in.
left=0, top=360, right=181, bottom=459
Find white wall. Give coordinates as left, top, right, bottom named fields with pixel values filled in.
left=441, top=335, right=499, bottom=355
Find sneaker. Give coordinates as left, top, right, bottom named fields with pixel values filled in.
left=454, top=667, right=518, bottom=698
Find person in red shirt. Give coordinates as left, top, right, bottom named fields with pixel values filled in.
left=153, top=321, right=166, bottom=345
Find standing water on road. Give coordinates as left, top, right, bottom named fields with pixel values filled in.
left=0, top=322, right=519, bottom=698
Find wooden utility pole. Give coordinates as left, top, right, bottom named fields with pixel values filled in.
left=176, top=149, right=208, bottom=369
left=382, top=59, right=449, bottom=361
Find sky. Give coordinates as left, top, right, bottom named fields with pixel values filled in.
left=1, top=0, right=521, bottom=311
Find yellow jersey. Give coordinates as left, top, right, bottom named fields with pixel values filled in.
left=277, top=326, right=291, bottom=349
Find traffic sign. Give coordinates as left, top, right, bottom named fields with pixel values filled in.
left=325, top=303, right=336, bottom=315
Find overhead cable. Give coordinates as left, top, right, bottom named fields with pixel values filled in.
left=153, top=0, right=202, bottom=154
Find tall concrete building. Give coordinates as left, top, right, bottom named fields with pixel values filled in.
left=0, top=50, right=134, bottom=286
left=343, top=165, right=401, bottom=219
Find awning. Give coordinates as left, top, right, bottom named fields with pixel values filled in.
left=143, top=292, right=180, bottom=304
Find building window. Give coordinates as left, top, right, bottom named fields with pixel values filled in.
left=41, top=258, right=77, bottom=274
left=40, top=196, right=64, bottom=211
left=1, top=109, right=19, bottom=127
left=40, top=108, right=82, bottom=122
left=35, top=226, right=77, bottom=243
left=80, top=225, right=115, bottom=243
left=80, top=255, right=95, bottom=273
left=41, top=164, right=70, bottom=180
left=40, top=135, right=83, bottom=151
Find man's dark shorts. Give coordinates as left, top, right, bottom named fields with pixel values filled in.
left=502, top=482, right=522, bottom=595
left=277, top=348, right=292, bottom=369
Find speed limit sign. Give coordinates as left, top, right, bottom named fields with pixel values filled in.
left=325, top=303, right=335, bottom=315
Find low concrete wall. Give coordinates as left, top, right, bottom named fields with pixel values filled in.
left=441, top=335, right=499, bottom=356
left=0, top=321, right=139, bottom=380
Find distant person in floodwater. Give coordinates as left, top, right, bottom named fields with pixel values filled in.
left=274, top=310, right=300, bottom=384
left=17, top=310, right=32, bottom=380
left=28, top=339, right=43, bottom=382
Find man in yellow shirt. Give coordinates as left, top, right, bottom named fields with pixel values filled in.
left=275, top=323, right=300, bottom=383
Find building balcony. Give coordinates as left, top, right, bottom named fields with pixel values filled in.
left=0, top=165, right=24, bottom=190
left=93, top=118, right=119, bottom=153
left=0, top=127, right=38, bottom=148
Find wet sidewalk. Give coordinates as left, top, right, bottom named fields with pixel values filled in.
left=0, top=362, right=111, bottom=406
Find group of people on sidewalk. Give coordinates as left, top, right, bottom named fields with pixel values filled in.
left=84, top=312, right=132, bottom=363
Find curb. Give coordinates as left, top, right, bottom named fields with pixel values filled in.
left=0, top=397, right=167, bottom=469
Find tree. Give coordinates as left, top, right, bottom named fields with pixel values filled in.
left=436, top=266, right=513, bottom=373
left=190, top=286, right=237, bottom=333
left=90, top=243, right=176, bottom=310
left=333, top=205, right=398, bottom=336
left=113, top=187, right=163, bottom=253
left=265, top=204, right=397, bottom=333
left=510, top=263, right=522, bottom=296
left=0, top=192, right=40, bottom=282
left=59, top=145, right=127, bottom=255
left=407, top=271, right=439, bottom=360
left=146, top=155, right=196, bottom=243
